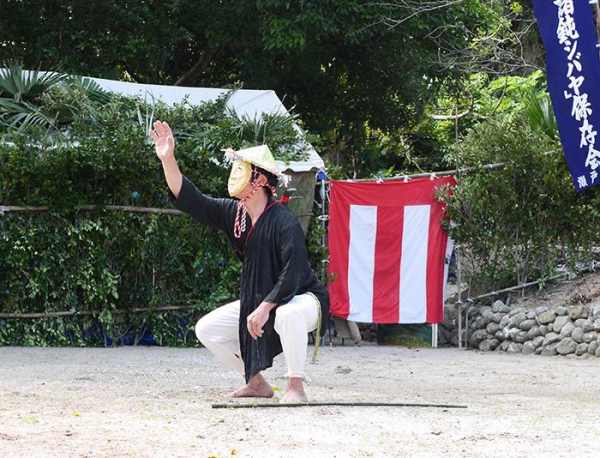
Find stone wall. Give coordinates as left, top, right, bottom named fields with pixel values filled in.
left=442, top=300, right=600, bottom=357
left=330, top=300, right=600, bottom=357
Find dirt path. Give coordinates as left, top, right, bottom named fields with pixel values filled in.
left=1, top=345, right=599, bottom=457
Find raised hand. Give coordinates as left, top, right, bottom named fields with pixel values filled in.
left=149, top=121, right=175, bottom=162
left=149, top=120, right=183, bottom=197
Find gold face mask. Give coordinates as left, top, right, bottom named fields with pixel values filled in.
left=228, top=159, right=253, bottom=198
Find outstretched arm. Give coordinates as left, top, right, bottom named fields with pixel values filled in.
left=149, top=121, right=183, bottom=198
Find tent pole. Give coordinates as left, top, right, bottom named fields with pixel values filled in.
left=453, top=93, right=466, bottom=350
left=456, top=243, right=464, bottom=349
left=317, top=172, right=332, bottom=343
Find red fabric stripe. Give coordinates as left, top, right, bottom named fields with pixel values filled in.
left=328, top=183, right=351, bottom=319
left=372, top=205, right=403, bottom=323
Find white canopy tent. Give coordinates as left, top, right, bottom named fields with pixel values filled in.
left=87, top=77, right=325, bottom=174
left=81, top=76, right=324, bottom=233
left=7, top=69, right=325, bottom=232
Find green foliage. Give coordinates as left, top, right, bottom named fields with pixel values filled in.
left=0, top=0, right=518, bottom=180
left=441, top=113, right=600, bottom=298
left=306, top=213, right=329, bottom=284
left=0, top=63, right=65, bottom=132
left=0, top=62, right=111, bottom=133
left=522, top=90, right=558, bottom=141
left=0, top=73, right=315, bottom=346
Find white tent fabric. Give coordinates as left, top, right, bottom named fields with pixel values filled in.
left=88, top=77, right=324, bottom=173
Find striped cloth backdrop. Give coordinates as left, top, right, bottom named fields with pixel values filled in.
left=327, top=177, right=455, bottom=324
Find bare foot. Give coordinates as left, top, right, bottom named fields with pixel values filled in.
left=226, top=373, right=274, bottom=398
left=279, top=377, right=308, bottom=404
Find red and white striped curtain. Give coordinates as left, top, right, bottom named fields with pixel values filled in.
left=327, top=177, right=455, bottom=324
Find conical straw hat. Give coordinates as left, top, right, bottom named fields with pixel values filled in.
left=224, top=145, right=289, bottom=185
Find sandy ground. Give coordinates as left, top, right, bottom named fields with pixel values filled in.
left=1, top=344, right=599, bottom=458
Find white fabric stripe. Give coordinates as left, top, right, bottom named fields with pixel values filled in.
left=399, top=205, right=431, bottom=323
left=347, top=205, right=377, bottom=322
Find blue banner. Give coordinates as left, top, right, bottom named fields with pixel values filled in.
left=533, top=0, right=600, bottom=192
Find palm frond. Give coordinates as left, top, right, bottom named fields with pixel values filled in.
left=0, top=99, right=56, bottom=132
left=64, top=75, right=112, bottom=104
left=523, top=90, right=557, bottom=140
left=0, top=61, right=66, bottom=102
left=228, top=108, right=298, bottom=143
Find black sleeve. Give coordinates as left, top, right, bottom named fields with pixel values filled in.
left=168, top=175, right=237, bottom=233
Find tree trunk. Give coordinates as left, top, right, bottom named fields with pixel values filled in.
left=174, top=47, right=218, bottom=87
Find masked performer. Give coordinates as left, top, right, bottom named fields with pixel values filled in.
left=150, top=121, right=329, bottom=403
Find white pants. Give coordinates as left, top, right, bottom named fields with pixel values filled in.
left=195, top=294, right=319, bottom=380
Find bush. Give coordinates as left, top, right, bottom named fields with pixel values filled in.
left=0, top=78, right=318, bottom=346
left=442, top=115, right=600, bottom=298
